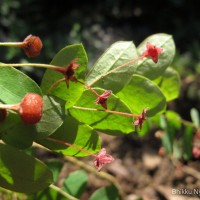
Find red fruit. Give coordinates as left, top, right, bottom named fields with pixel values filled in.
left=19, top=93, right=44, bottom=125
left=21, top=34, right=43, bottom=57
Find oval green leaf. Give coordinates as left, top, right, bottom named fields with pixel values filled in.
left=62, top=170, right=88, bottom=198
left=69, top=89, right=134, bottom=135
left=116, top=74, right=166, bottom=116
left=0, top=143, right=53, bottom=193
left=34, top=95, right=66, bottom=140
left=1, top=95, right=66, bottom=149
left=153, top=67, right=180, bottom=101
left=89, top=185, right=120, bottom=200
left=37, top=115, right=101, bottom=157
left=0, top=67, right=42, bottom=104
left=136, top=33, right=175, bottom=80
left=41, top=44, right=87, bottom=108
left=86, top=41, right=138, bottom=93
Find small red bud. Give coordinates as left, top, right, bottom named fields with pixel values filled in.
left=19, top=93, right=43, bottom=125
left=21, top=34, right=43, bottom=57
left=0, top=109, right=7, bottom=122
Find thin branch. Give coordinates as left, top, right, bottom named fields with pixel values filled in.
left=89, top=55, right=145, bottom=86
left=72, top=105, right=138, bottom=118
left=46, top=137, right=96, bottom=157
left=46, top=78, right=65, bottom=94
left=49, top=184, right=79, bottom=200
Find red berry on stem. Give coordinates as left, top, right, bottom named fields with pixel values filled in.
left=20, top=34, right=43, bottom=57
left=19, top=93, right=44, bottom=125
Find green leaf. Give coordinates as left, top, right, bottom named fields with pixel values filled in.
left=190, top=108, right=200, bottom=128
left=154, top=67, right=180, bottom=101
left=160, top=115, right=175, bottom=154
left=116, top=74, right=166, bottom=116
left=1, top=121, right=35, bottom=149
left=27, top=188, right=63, bottom=200
left=86, top=41, right=138, bottom=93
left=41, top=44, right=87, bottom=108
left=0, top=67, right=42, bottom=104
left=34, top=95, right=66, bottom=140
left=37, top=115, right=101, bottom=157
left=46, top=160, right=63, bottom=182
left=183, top=126, right=193, bottom=160
left=63, top=170, right=88, bottom=198
left=69, top=89, right=134, bottom=135
left=136, top=33, right=175, bottom=79
left=0, top=143, right=53, bottom=193
left=1, top=95, right=66, bottom=149
left=89, top=185, right=120, bottom=200
left=0, top=111, right=20, bottom=133
left=165, top=110, right=181, bottom=130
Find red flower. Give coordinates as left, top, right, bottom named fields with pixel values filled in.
left=55, top=59, right=80, bottom=88
left=64, top=59, right=80, bottom=87
left=192, top=146, right=200, bottom=159
left=133, top=108, right=148, bottom=130
left=95, top=90, right=112, bottom=109
left=142, top=42, right=163, bottom=63
left=94, top=148, right=114, bottom=171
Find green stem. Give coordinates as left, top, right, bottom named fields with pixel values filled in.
left=0, top=103, right=19, bottom=111
left=89, top=55, right=145, bottom=86
left=49, top=184, right=78, bottom=200
left=0, top=42, right=23, bottom=47
left=72, top=105, right=138, bottom=118
left=46, top=78, right=65, bottom=94
left=77, top=80, right=100, bottom=97
left=0, top=63, right=64, bottom=72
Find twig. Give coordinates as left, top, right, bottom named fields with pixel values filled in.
left=49, top=184, right=79, bottom=200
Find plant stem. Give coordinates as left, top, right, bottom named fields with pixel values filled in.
left=77, top=80, right=100, bottom=97
left=46, top=137, right=97, bottom=157
left=72, top=105, right=138, bottom=118
left=89, top=55, right=145, bottom=86
left=0, top=42, right=23, bottom=47
left=49, top=184, right=78, bottom=200
left=0, top=104, right=19, bottom=111
left=46, top=78, right=65, bottom=94
left=0, top=63, right=64, bottom=72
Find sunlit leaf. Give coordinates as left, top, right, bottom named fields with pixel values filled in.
left=69, top=89, right=134, bottom=135
left=0, top=66, right=42, bottom=104
left=154, top=67, right=180, bottom=101
left=41, top=44, right=87, bottom=108
left=37, top=115, right=101, bottom=157
left=86, top=41, right=138, bottom=93
left=136, top=33, right=175, bottom=80
left=117, top=74, right=166, bottom=116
